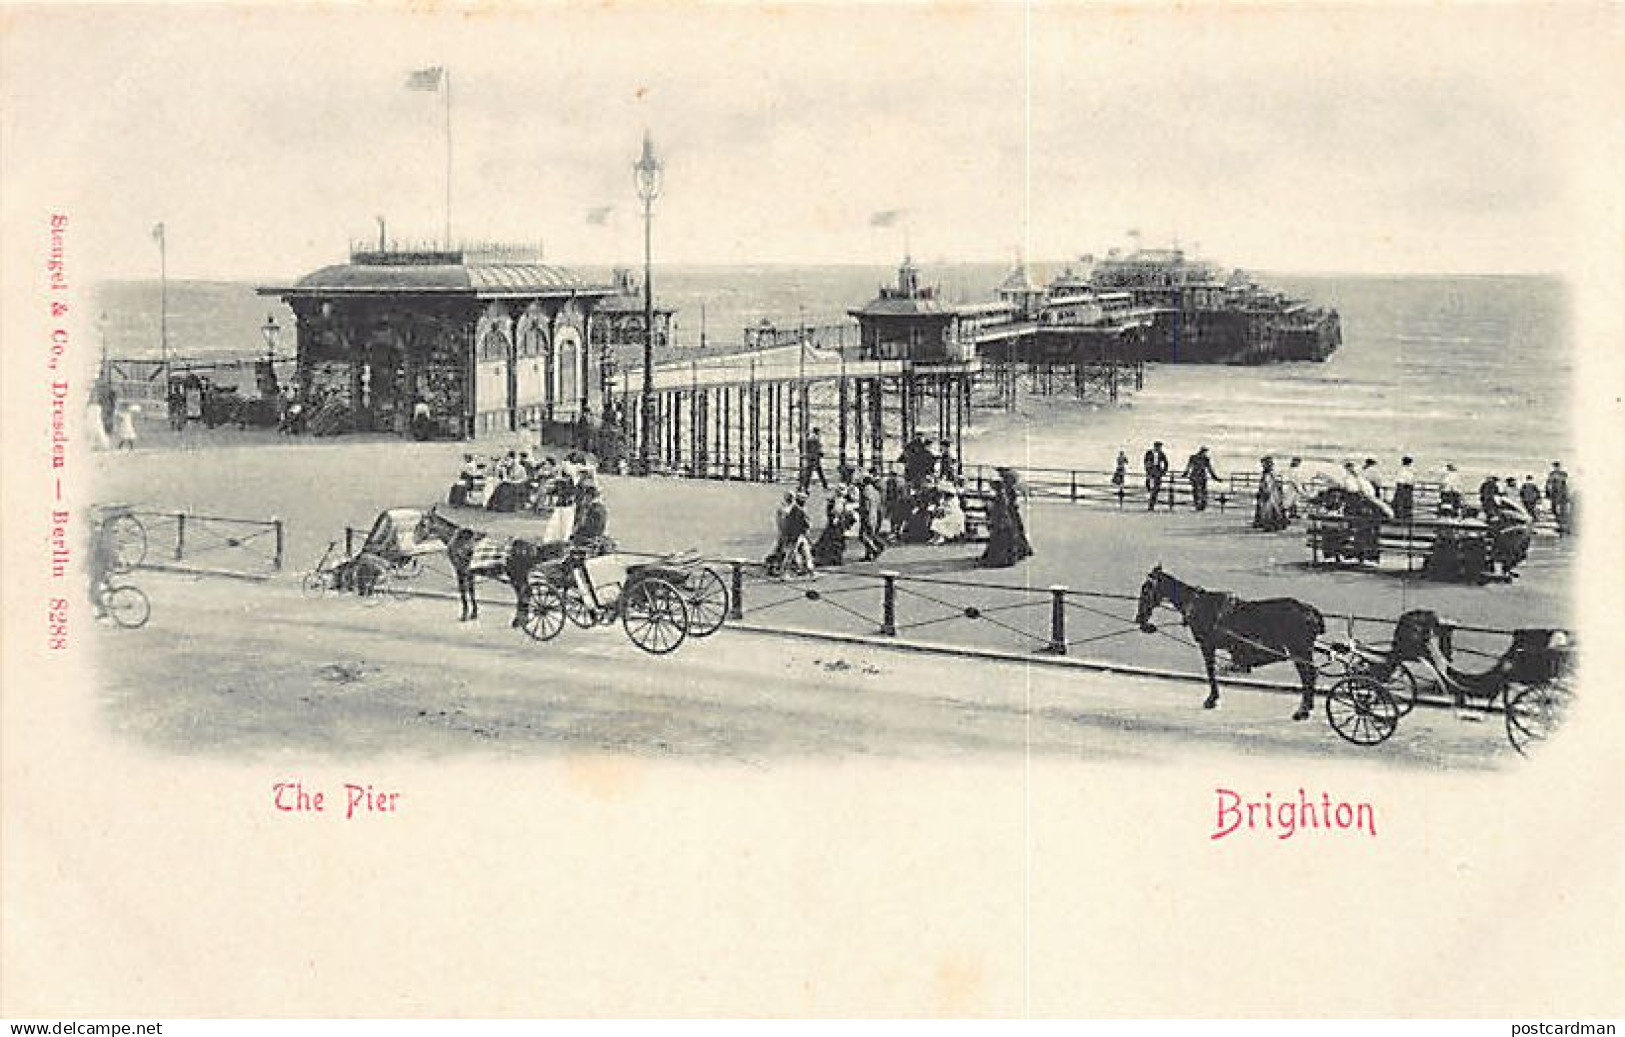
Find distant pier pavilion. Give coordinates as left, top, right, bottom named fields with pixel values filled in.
left=259, top=246, right=617, bottom=438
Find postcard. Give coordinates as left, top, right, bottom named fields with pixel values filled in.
left=3, top=2, right=1622, bottom=1018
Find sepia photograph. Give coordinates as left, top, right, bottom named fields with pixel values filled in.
left=3, top=1, right=1622, bottom=1019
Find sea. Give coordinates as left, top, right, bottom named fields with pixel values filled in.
left=92, top=265, right=1573, bottom=486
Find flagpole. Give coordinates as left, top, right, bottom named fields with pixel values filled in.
left=444, top=68, right=452, bottom=249
left=157, top=225, right=169, bottom=388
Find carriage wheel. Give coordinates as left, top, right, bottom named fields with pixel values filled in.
left=108, top=514, right=147, bottom=574
left=520, top=585, right=567, bottom=642
left=622, top=577, right=689, bottom=655
left=564, top=588, right=598, bottom=628
left=1325, top=675, right=1399, bottom=746
left=1349, top=660, right=1420, bottom=718
left=1505, top=677, right=1573, bottom=756
left=300, top=571, right=331, bottom=599
left=105, top=585, right=150, bottom=629
left=682, top=566, right=730, bottom=637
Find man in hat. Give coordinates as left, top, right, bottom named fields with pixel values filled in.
left=800, top=426, right=827, bottom=492
left=1143, top=440, right=1170, bottom=511
left=1545, top=461, right=1570, bottom=533
left=1183, top=446, right=1220, bottom=512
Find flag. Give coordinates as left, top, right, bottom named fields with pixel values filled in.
left=869, top=209, right=901, bottom=227
left=151, top=221, right=165, bottom=244
left=586, top=206, right=613, bottom=225
left=406, top=66, right=444, bottom=91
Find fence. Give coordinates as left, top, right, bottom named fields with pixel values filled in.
left=130, top=510, right=285, bottom=579
left=322, top=524, right=1523, bottom=708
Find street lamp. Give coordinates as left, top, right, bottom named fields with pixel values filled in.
left=633, top=130, right=663, bottom=474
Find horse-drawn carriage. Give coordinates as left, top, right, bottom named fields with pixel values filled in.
left=410, top=507, right=729, bottom=654
left=301, top=507, right=446, bottom=603
left=1134, top=566, right=1575, bottom=754
left=1317, top=610, right=1575, bottom=753
left=518, top=549, right=730, bottom=654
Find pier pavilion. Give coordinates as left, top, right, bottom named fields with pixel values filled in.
left=259, top=247, right=616, bottom=438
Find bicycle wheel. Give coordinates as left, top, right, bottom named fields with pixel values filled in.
left=520, top=585, right=567, bottom=642
left=1325, top=675, right=1399, bottom=746
left=622, top=577, right=689, bottom=655
left=1505, top=677, right=1574, bottom=756
left=300, top=570, right=331, bottom=599
left=106, top=585, right=150, bottom=629
left=108, top=514, right=147, bottom=573
left=682, top=566, right=730, bottom=637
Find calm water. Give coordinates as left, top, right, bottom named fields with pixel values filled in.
left=94, top=267, right=1571, bottom=485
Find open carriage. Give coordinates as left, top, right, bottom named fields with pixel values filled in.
left=301, top=507, right=447, bottom=603
left=1318, top=609, right=1576, bottom=753
left=518, top=549, right=730, bottom=655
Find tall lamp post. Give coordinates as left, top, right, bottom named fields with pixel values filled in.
left=633, top=131, right=663, bottom=474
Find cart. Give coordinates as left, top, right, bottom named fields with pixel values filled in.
left=301, top=508, right=446, bottom=603
left=519, top=549, right=730, bottom=655
left=1319, top=610, right=1576, bottom=754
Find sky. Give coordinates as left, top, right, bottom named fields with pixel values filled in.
left=2, top=3, right=1616, bottom=281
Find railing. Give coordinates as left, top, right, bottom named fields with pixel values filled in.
left=132, top=510, right=285, bottom=578
left=316, top=526, right=1528, bottom=706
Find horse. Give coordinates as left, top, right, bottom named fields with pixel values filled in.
left=1133, top=564, right=1325, bottom=720
left=415, top=506, right=565, bottom=624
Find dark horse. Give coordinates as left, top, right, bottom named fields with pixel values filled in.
left=416, top=506, right=565, bottom=625
left=1133, top=565, right=1325, bottom=720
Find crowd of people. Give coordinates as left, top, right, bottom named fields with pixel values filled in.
left=768, top=433, right=1033, bottom=578
left=1130, top=442, right=1577, bottom=535
left=449, top=448, right=599, bottom=516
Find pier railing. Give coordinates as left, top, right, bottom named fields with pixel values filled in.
left=633, top=448, right=1476, bottom=518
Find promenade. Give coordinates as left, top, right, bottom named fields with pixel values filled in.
left=89, top=431, right=1574, bottom=764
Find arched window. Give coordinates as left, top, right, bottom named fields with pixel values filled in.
left=480, top=325, right=510, bottom=362
left=556, top=328, right=581, bottom=405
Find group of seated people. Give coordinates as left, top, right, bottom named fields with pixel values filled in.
left=450, top=449, right=595, bottom=513
left=1310, top=461, right=1533, bottom=578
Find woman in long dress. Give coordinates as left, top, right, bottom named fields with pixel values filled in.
left=996, top=467, right=1034, bottom=560
left=1253, top=457, right=1288, bottom=531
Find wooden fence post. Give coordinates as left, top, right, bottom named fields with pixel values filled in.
left=272, top=517, right=285, bottom=571
left=174, top=512, right=187, bottom=561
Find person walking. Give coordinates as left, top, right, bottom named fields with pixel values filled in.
left=1143, top=440, right=1170, bottom=511
left=785, top=492, right=815, bottom=577
left=112, top=403, right=140, bottom=451
left=1392, top=456, right=1417, bottom=522
left=800, top=427, right=828, bottom=491
left=1111, top=449, right=1129, bottom=500
left=1253, top=457, right=1289, bottom=530
left=1477, top=473, right=1500, bottom=517
left=1545, top=462, right=1570, bottom=534
left=1183, top=446, right=1219, bottom=512
left=857, top=472, right=885, bottom=561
